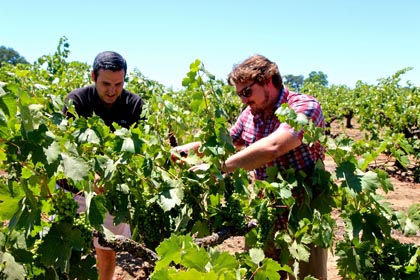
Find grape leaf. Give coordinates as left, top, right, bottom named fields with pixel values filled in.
left=62, top=153, right=89, bottom=181
left=0, top=252, right=26, bottom=279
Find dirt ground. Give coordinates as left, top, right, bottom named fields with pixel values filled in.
left=112, top=120, right=420, bottom=279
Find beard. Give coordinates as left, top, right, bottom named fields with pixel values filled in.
left=248, top=89, right=271, bottom=116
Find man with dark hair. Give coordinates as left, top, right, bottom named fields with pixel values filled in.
left=63, top=51, right=144, bottom=129
left=62, top=51, right=144, bottom=279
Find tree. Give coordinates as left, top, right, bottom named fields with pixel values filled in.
left=0, top=46, right=29, bottom=67
left=283, top=74, right=304, bottom=91
left=305, top=71, right=328, bottom=87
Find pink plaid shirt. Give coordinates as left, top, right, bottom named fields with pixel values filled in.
left=230, top=87, right=325, bottom=180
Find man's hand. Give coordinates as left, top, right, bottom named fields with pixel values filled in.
left=170, top=141, right=202, bottom=164
left=171, top=142, right=201, bottom=156
left=94, top=173, right=104, bottom=194
left=170, top=149, right=187, bottom=165
left=188, top=163, right=210, bottom=172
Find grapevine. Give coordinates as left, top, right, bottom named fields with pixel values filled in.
left=0, top=37, right=419, bottom=279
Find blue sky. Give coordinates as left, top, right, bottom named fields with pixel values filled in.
left=1, top=0, right=419, bottom=89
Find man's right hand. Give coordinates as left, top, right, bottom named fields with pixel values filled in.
left=170, top=141, right=202, bottom=163
left=94, top=173, right=104, bottom=194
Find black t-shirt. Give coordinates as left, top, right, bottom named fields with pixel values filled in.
left=63, top=85, right=145, bottom=129
left=58, top=86, right=145, bottom=192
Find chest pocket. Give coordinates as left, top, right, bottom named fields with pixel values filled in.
left=241, top=129, right=256, bottom=146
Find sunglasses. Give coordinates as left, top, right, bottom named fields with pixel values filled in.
left=237, top=81, right=257, bottom=98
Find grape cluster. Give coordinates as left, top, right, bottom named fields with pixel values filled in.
left=183, top=183, right=204, bottom=222
left=73, top=212, right=94, bottom=252
left=221, top=195, right=246, bottom=230
left=49, top=190, right=78, bottom=222
left=136, top=202, right=171, bottom=250
left=31, top=239, right=43, bottom=262
left=256, top=205, right=276, bottom=245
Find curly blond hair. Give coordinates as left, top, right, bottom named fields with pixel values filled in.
left=227, top=54, right=283, bottom=90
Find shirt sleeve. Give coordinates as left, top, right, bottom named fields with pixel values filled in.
left=279, top=94, right=325, bottom=139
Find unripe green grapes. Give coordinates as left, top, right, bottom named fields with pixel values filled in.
left=48, top=190, right=78, bottom=222
left=73, top=212, right=94, bottom=251
left=257, top=205, right=276, bottom=245
left=136, top=202, right=170, bottom=250
left=221, top=195, right=246, bottom=230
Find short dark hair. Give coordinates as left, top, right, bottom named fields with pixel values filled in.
left=92, top=51, right=127, bottom=80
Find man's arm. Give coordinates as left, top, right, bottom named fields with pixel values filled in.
left=222, top=129, right=301, bottom=173
left=172, top=128, right=301, bottom=173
